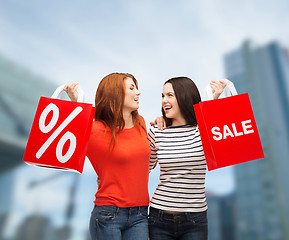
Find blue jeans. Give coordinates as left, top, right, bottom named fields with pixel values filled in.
left=148, top=207, right=208, bottom=240
left=89, top=205, right=148, bottom=240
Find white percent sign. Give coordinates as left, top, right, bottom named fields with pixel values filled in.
left=36, top=103, right=83, bottom=163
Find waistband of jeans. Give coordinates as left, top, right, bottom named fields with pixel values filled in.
left=149, top=206, right=206, bottom=220
left=94, top=205, right=148, bottom=213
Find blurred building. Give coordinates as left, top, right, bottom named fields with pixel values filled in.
left=13, top=214, right=53, bottom=240
left=207, top=192, right=236, bottom=240
left=0, top=171, right=15, bottom=239
left=0, top=54, right=57, bottom=239
left=0, top=54, right=57, bottom=173
left=224, top=40, right=289, bottom=240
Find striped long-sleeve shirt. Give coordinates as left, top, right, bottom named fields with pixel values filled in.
left=148, top=124, right=207, bottom=212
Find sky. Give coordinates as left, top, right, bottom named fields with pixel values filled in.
left=0, top=0, right=288, bottom=239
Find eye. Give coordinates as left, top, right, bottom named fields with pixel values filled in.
left=168, top=93, right=174, bottom=97
left=161, top=94, right=164, bottom=98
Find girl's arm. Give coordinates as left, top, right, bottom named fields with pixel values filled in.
left=148, top=126, right=158, bottom=171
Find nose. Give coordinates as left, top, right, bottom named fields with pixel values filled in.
left=136, top=89, right=140, bottom=95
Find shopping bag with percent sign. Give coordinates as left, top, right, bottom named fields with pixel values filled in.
left=194, top=79, right=264, bottom=171
left=23, top=85, right=95, bottom=173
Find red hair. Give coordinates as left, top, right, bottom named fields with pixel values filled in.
left=94, top=73, right=145, bottom=150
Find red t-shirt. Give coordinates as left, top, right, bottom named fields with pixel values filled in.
left=86, top=117, right=151, bottom=207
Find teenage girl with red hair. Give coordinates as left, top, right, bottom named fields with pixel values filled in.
left=64, top=73, right=150, bottom=240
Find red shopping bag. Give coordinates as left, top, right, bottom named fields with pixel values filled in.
left=23, top=85, right=95, bottom=173
left=194, top=80, right=264, bottom=171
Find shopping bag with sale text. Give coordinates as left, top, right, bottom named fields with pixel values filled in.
left=194, top=80, right=264, bottom=171
left=23, top=85, right=95, bottom=173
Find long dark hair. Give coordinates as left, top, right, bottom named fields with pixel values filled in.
left=162, top=77, right=201, bottom=127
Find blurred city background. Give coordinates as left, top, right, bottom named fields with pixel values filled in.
left=0, top=1, right=288, bottom=240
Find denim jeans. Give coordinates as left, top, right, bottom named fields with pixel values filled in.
left=89, top=205, right=148, bottom=240
left=148, top=207, right=208, bottom=240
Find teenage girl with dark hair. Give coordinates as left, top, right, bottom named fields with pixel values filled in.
left=148, top=77, right=226, bottom=240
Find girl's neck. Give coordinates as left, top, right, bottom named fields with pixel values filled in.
left=123, top=110, right=134, bottom=129
left=171, top=117, right=187, bottom=127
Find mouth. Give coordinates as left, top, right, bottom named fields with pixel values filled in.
left=163, top=106, right=172, bottom=112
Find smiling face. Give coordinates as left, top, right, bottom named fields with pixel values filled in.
left=123, top=77, right=141, bottom=113
left=162, top=82, right=186, bottom=126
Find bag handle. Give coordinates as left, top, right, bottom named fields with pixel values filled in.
left=205, top=79, right=238, bottom=100
left=51, top=84, right=84, bottom=103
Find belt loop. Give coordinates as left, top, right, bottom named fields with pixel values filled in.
left=138, top=206, right=141, bottom=215
left=185, top=212, right=189, bottom=221
left=158, top=209, right=163, bottom=221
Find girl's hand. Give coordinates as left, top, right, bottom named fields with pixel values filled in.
left=150, top=116, right=166, bottom=131
left=210, top=80, right=227, bottom=99
left=63, top=83, right=79, bottom=102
